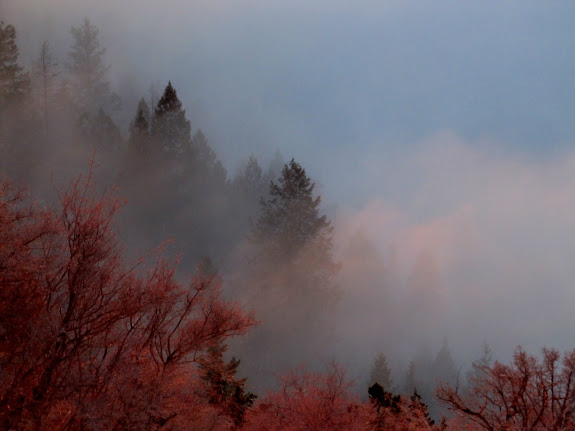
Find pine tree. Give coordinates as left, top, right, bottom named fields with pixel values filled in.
left=199, top=344, right=256, bottom=428
left=33, top=41, right=59, bottom=136
left=369, top=352, right=394, bottom=392
left=128, top=97, right=150, bottom=154
left=188, top=129, right=227, bottom=185
left=252, top=159, right=336, bottom=275
left=239, top=159, right=339, bottom=390
left=88, top=108, right=122, bottom=151
left=248, top=158, right=340, bottom=303
left=67, top=18, right=119, bottom=114
left=0, top=22, right=33, bottom=176
left=432, top=338, right=457, bottom=385
left=150, top=81, right=191, bottom=157
left=0, top=22, right=30, bottom=108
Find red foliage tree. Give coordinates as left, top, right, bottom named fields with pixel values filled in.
left=0, top=172, right=254, bottom=430
left=437, top=347, right=575, bottom=431
left=243, top=362, right=368, bottom=431
left=243, top=362, right=444, bottom=431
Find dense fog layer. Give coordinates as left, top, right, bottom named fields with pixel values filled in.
left=2, top=0, right=575, bottom=405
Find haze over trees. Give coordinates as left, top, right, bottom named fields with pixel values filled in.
left=1, top=15, right=572, bottom=431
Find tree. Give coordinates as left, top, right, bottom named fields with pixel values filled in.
left=465, top=342, right=493, bottom=391
left=250, top=158, right=338, bottom=299
left=199, top=344, right=256, bottom=429
left=67, top=18, right=119, bottom=114
left=437, top=347, right=575, bottom=431
left=88, top=108, right=122, bottom=150
left=432, top=338, right=457, bottom=386
left=190, top=129, right=227, bottom=184
left=128, top=97, right=151, bottom=154
left=0, top=171, right=255, bottom=430
left=0, top=22, right=35, bottom=177
left=368, top=383, right=441, bottom=431
left=370, top=352, right=394, bottom=392
left=244, top=363, right=367, bottom=431
left=0, top=21, right=30, bottom=108
left=33, top=41, right=59, bottom=136
left=237, top=159, right=339, bottom=390
left=150, top=81, right=191, bottom=157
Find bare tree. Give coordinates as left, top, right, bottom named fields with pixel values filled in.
left=437, top=347, right=575, bottom=431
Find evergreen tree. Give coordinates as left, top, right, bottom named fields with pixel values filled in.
left=251, top=159, right=338, bottom=290
left=0, top=22, right=30, bottom=108
left=432, top=338, right=457, bottom=385
left=239, top=160, right=339, bottom=390
left=33, top=41, right=59, bottom=136
left=88, top=108, right=122, bottom=151
left=232, top=156, right=268, bottom=226
left=369, top=352, right=394, bottom=392
left=199, top=344, right=256, bottom=428
left=239, top=156, right=265, bottom=192
left=67, top=18, right=120, bottom=114
left=128, top=97, right=150, bottom=154
left=0, top=22, right=34, bottom=177
left=150, top=81, right=191, bottom=157
left=188, top=129, right=227, bottom=185
left=465, top=341, right=493, bottom=386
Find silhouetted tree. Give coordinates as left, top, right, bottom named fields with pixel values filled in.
left=33, top=41, right=59, bottom=136
left=199, top=344, right=256, bottom=428
left=150, top=81, right=191, bottom=157
left=128, top=97, right=150, bottom=154
left=250, top=158, right=338, bottom=298
left=0, top=22, right=34, bottom=177
left=0, top=21, right=30, bottom=108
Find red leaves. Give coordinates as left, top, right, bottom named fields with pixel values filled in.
left=244, top=363, right=369, bottom=431
left=0, top=173, right=254, bottom=430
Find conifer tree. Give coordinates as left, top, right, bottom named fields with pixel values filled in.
left=128, top=97, right=150, bottom=154
left=88, top=108, right=122, bottom=151
left=150, top=81, right=191, bottom=157
left=250, top=158, right=338, bottom=298
left=369, top=352, right=394, bottom=391
left=33, top=41, right=59, bottom=136
left=0, top=22, right=33, bottom=176
left=67, top=18, right=119, bottom=114
left=0, top=22, right=30, bottom=108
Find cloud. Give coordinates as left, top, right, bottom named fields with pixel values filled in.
left=333, top=131, right=575, bottom=364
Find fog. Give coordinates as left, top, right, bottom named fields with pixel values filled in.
left=2, top=0, right=575, bottom=396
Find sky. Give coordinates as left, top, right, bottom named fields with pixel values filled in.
left=2, top=0, right=575, bottom=368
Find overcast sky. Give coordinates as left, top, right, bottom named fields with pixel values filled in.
left=3, top=0, right=575, bottom=365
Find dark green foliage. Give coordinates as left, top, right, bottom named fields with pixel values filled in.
left=0, top=22, right=36, bottom=179
left=0, top=22, right=30, bottom=108
left=199, top=344, right=256, bottom=428
left=251, top=159, right=338, bottom=292
left=151, top=81, right=191, bottom=157
left=128, top=98, right=150, bottom=154
left=369, top=383, right=402, bottom=415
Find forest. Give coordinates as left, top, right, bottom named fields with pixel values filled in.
left=2, top=14, right=575, bottom=431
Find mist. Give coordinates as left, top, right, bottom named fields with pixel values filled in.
left=2, top=0, right=575, bottom=403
